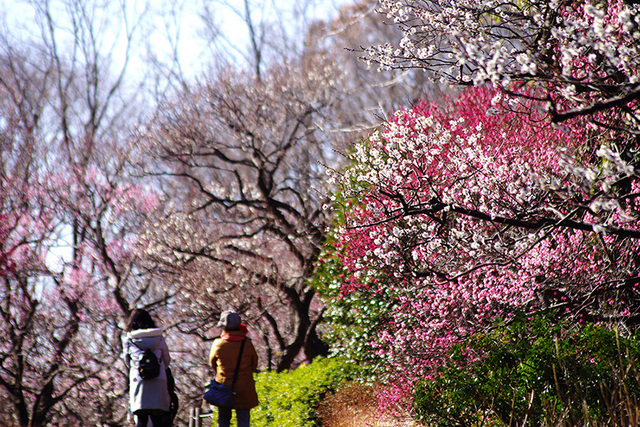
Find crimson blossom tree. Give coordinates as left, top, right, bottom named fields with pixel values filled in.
left=365, top=0, right=640, bottom=136
left=326, top=86, right=640, bottom=406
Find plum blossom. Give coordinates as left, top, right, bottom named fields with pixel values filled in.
left=329, top=86, right=640, bottom=409
left=366, top=0, right=640, bottom=133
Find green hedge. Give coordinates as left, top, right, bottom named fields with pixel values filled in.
left=251, top=357, right=356, bottom=427
left=413, top=315, right=640, bottom=426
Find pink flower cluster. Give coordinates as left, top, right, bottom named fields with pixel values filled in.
left=331, top=86, right=640, bottom=407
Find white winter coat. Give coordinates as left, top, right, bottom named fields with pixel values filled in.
left=122, top=327, right=171, bottom=413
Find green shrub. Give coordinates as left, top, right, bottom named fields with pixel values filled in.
left=311, top=239, right=396, bottom=379
left=413, top=315, right=640, bottom=426
left=251, top=357, right=357, bottom=427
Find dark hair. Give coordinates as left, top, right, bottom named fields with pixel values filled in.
left=126, top=309, right=156, bottom=332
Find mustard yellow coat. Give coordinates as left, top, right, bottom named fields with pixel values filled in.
left=209, top=331, right=259, bottom=409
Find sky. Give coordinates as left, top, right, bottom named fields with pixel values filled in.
left=0, top=0, right=354, bottom=80
left=152, top=0, right=354, bottom=76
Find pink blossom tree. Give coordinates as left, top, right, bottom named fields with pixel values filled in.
left=136, top=0, right=446, bottom=374
left=328, top=86, right=640, bottom=406
left=0, top=1, right=165, bottom=425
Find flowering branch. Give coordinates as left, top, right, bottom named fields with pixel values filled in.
left=365, top=0, right=640, bottom=132
left=327, top=87, right=640, bottom=403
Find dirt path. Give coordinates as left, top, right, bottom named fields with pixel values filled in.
left=316, top=383, right=422, bottom=427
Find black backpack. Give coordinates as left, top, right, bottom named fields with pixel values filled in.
left=132, top=342, right=161, bottom=380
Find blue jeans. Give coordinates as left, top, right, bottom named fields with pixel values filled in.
left=217, top=407, right=250, bottom=427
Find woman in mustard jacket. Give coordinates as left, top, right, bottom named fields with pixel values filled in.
left=209, top=311, right=259, bottom=427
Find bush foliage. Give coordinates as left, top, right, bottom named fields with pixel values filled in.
left=312, top=247, right=394, bottom=373
left=413, top=315, right=640, bottom=426
left=251, top=357, right=357, bottom=427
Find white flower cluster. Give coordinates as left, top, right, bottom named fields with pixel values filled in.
left=337, top=105, right=555, bottom=283
left=551, top=146, right=639, bottom=223
left=340, top=105, right=548, bottom=221
left=367, top=0, right=640, bottom=111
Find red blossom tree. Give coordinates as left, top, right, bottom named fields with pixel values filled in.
left=328, top=86, right=640, bottom=406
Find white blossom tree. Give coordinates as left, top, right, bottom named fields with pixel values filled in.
left=364, top=0, right=640, bottom=135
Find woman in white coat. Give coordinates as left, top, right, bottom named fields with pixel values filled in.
left=123, top=309, right=172, bottom=427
